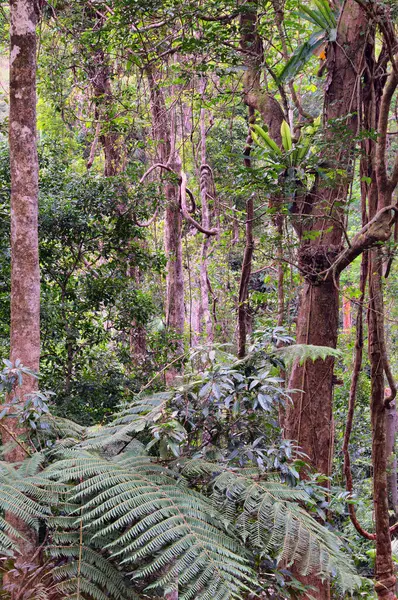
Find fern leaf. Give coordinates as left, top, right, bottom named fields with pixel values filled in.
left=44, top=453, right=256, bottom=599
left=210, top=470, right=361, bottom=592
left=274, top=343, right=342, bottom=366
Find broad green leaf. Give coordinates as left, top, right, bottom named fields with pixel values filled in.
left=281, top=120, right=293, bottom=152
left=278, top=31, right=327, bottom=83
left=251, top=124, right=282, bottom=155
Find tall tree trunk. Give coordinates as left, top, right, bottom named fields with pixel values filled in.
left=285, top=0, right=366, bottom=471
left=369, top=250, right=397, bottom=600
left=238, top=0, right=284, bottom=358
left=283, top=2, right=367, bottom=597
left=146, top=67, right=184, bottom=382
left=90, top=51, right=121, bottom=177
left=84, top=7, right=121, bottom=178
left=386, top=398, right=398, bottom=521
left=368, top=55, right=398, bottom=598
left=199, top=93, right=214, bottom=343
left=6, top=0, right=40, bottom=565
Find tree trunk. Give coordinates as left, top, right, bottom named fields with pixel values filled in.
left=91, top=53, right=121, bottom=177
left=199, top=95, right=214, bottom=343
left=369, top=250, right=397, bottom=600
left=343, top=296, right=352, bottom=333
left=6, top=0, right=40, bottom=566
left=238, top=1, right=284, bottom=358
left=385, top=396, right=397, bottom=521
left=285, top=0, right=366, bottom=474
left=283, top=2, right=367, bottom=597
left=146, top=67, right=184, bottom=382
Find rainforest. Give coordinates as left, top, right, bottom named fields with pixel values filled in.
left=0, top=0, right=398, bottom=598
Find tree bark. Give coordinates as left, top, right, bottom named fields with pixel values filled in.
left=342, top=296, right=352, bottom=333
left=90, top=51, right=121, bottom=177
left=285, top=0, right=366, bottom=471
left=369, top=250, right=397, bottom=600
left=199, top=93, right=214, bottom=343
left=238, top=1, right=284, bottom=358
left=368, top=55, right=398, bottom=600
left=283, top=2, right=368, bottom=597
left=8, top=0, right=40, bottom=457
left=146, top=67, right=184, bottom=382
left=6, top=0, right=40, bottom=566
left=385, top=397, right=397, bottom=521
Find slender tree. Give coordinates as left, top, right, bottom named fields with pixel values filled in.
left=6, top=0, right=40, bottom=566
left=146, top=67, right=184, bottom=382
left=238, top=0, right=284, bottom=358
left=198, top=83, right=214, bottom=344
left=8, top=0, right=40, bottom=457
left=368, top=54, right=398, bottom=599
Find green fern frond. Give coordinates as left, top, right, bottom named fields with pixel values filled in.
left=211, top=470, right=361, bottom=591
left=48, top=500, right=140, bottom=600
left=0, top=458, right=50, bottom=555
left=179, top=459, right=360, bottom=591
left=79, top=392, right=171, bottom=451
left=44, top=415, right=87, bottom=441
left=274, top=344, right=342, bottom=366
left=43, top=452, right=256, bottom=599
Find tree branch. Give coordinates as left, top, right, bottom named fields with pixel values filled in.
left=326, top=205, right=397, bottom=277
left=180, top=172, right=218, bottom=236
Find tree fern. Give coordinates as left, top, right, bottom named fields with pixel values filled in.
left=77, top=392, right=171, bottom=451
left=49, top=511, right=139, bottom=600
left=43, top=451, right=255, bottom=600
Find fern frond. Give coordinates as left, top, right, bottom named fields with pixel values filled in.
left=274, top=344, right=342, bottom=366
left=211, top=470, right=361, bottom=592
left=178, top=459, right=360, bottom=591
left=79, top=392, right=171, bottom=451
left=49, top=503, right=140, bottom=600
left=44, top=452, right=256, bottom=599
left=0, top=458, right=50, bottom=555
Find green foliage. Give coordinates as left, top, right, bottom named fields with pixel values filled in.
left=275, top=344, right=343, bottom=366
left=0, top=457, right=47, bottom=556
left=45, top=451, right=255, bottom=600
left=278, top=0, right=338, bottom=83
left=0, top=349, right=362, bottom=599
left=0, top=443, right=361, bottom=599
left=181, top=460, right=362, bottom=592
